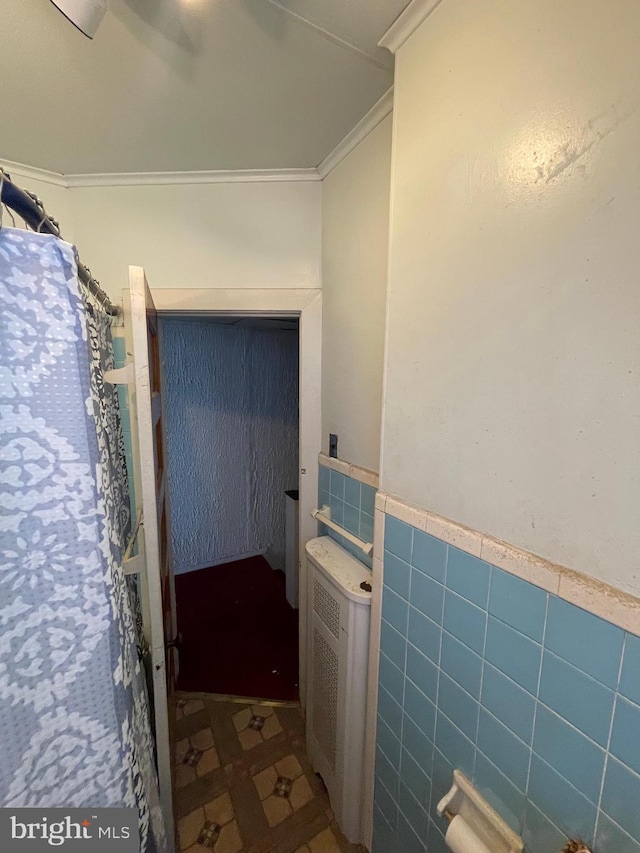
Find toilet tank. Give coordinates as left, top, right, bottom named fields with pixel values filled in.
left=305, top=536, right=372, bottom=844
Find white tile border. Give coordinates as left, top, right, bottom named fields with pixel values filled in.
left=380, top=490, right=640, bottom=637
left=318, top=452, right=379, bottom=488
left=480, top=537, right=560, bottom=595
left=373, top=507, right=386, bottom=561
left=385, top=495, right=427, bottom=532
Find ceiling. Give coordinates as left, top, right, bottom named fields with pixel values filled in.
left=0, top=0, right=407, bottom=175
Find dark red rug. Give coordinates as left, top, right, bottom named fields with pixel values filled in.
left=175, top=556, right=299, bottom=701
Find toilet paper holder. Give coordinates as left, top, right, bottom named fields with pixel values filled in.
left=437, top=770, right=524, bottom=853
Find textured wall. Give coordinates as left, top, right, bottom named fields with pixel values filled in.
left=380, top=0, right=640, bottom=595
left=161, top=319, right=299, bottom=574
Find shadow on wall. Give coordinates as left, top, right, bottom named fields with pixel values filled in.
left=113, top=0, right=205, bottom=60
left=114, top=0, right=300, bottom=64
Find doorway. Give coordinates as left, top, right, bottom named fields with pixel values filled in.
left=159, top=314, right=300, bottom=702
left=123, top=280, right=322, bottom=842
left=150, top=288, right=322, bottom=712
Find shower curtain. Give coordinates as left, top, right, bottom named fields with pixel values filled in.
left=0, top=227, right=166, bottom=852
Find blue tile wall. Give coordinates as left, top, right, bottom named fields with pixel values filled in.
left=317, top=461, right=376, bottom=569
left=374, top=514, right=640, bottom=853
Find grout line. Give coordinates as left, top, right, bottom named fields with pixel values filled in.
left=435, top=708, right=476, bottom=750
left=485, top=608, right=545, bottom=647
left=615, top=631, right=628, bottom=692
left=475, top=745, right=527, bottom=794
left=378, top=683, right=404, bottom=716
left=435, top=663, right=481, bottom=707
left=602, top=752, right=640, bottom=783
left=379, top=648, right=404, bottom=677
left=534, top=752, right=604, bottom=806
left=376, top=716, right=402, bottom=765
left=524, top=799, right=568, bottom=843
left=372, top=801, right=396, bottom=837
left=532, top=700, right=607, bottom=754
left=403, top=672, right=438, bottom=708
left=479, top=703, right=537, bottom=751
left=541, top=646, right=618, bottom=691
left=374, top=773, right=400, bottom=830
left=472, top=566, right=492, bottom=785
left=594, top=633, right=627, bottom=838
left=405, top=633, right=439, bottom=669
left=397, top=527, right=415, bottom=799
left=482, top=659, right=537, bottom=702
left=525, top=593, right=549, bottom=803
left=425, top=541, right=448, bottom=825
left=598, top=811, right=640, bottom=846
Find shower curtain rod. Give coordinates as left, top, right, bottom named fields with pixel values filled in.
left=0, top=167, right=121, bottom=316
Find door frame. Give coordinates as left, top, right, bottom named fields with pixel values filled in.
left=152, top=287, right=322, bottom=709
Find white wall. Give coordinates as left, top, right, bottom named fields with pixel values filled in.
left=321, top=116, right=392, bottom=471
left=161, top=319, right=299, bottom=574
left=69, top=180, right=321, bottom=300
left=381, top=0, right=640, bottom=595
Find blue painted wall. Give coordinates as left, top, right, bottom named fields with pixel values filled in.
left=161, top=319, right=298, bottom=574
left=374, top=514, right=640, bottom=853
left=317, top=461, right=375, bottom=569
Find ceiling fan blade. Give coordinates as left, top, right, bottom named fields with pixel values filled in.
left=49, top=0, right=107, bottom=38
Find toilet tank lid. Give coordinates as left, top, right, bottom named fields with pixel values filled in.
left=305, top=536, right=372, bottom=604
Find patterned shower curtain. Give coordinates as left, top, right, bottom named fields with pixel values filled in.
left=0, top=228, right=166, bottom=852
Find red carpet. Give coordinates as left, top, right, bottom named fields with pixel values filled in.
left=175, top=556, right=299, bottom=701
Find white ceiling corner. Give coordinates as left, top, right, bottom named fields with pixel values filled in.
left=0, top=0, right=409, bottom=175
left=317, top=87, right=393, bottom=178
left=0, top=160, right=69, bottom=189
left=378, top=0, right=444, bottom=54
left=263, top=0, right=403, bottom=69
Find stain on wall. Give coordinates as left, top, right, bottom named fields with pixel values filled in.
left=161, top=319, right=299, bottom=574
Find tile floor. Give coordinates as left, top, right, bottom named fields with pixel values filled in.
left=173, top=693, right=365, bottom=853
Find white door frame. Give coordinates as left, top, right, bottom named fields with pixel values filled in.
left=151, top=288, right=322, bottom=708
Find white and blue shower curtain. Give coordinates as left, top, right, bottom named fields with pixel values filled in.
left=0, top=228, right=166, bottom=852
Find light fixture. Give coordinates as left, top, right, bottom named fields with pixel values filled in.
left=49, top=0, right=107, bottom=39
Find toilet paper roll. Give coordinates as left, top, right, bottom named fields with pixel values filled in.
left=445, top=815, right=493, bottom=853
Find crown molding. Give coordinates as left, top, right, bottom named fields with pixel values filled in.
left=378, top=0, right=443, bottom=54
left=1, top=160, right=321, bottom=188
left=7, top=92, right=400, bottom=191
left=1, top=159, right=68, bottom=188
left=65, top=168, right=320, bottom=187
left=317, top=87, right=393, bottom=179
